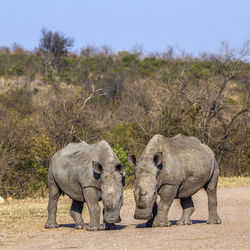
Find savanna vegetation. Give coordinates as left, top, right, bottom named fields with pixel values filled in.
left=0, top=29, right=249, bottom=198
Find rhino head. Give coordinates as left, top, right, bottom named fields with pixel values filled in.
left=92, top=161, right=125, bottom=224
left=128, top=152, right=162, bottom=220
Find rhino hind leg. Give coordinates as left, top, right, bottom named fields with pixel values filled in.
left=176, top=197, right=195, bottom=225
left=204, top=161, right=221, bottom=224
left=70, top=200, right=86, bottom=229
left=45, top=174, right=62, bottom=228
left=204, top=187, right=221, bottom=224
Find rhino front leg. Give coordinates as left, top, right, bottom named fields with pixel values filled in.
left=153, top=185, right=178, bottom=227
left=146, top=202, right=157, bottom=227
left=70, top=200, right=86, bottom=229
left=83, top=187, right=105, bottom=231
left=176, top=197, right=195, bottom=225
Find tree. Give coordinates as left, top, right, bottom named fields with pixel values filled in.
left=39, top=28, right=74, bottom=80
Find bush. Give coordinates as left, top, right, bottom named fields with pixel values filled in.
left=112, top=144, right=134, bottom=187
left=104, top=122, right=149, bottom=155
left=0, top=87, right=34, bottom=116
left=0, top=112, right=55, bottom=198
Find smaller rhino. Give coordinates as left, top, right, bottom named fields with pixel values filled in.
left=45, top=140, right=125, bottom=231
left=128, top=134, right=221, bottom=227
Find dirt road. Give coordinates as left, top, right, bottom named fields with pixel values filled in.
left=0, top=186, right=250, bottom=249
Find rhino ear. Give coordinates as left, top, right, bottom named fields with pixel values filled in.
left=115, top=163, right=126, bottom=187
left=115, top=163, right=126, bottom=175
left=92, top=161, right=103, bottom=174
left=153, top=152, right=163, bottom=166
left=127, top=154, right=137, bottom=166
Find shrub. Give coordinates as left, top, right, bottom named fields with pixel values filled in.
left=0, top=87, right=34, bottom=116
left=112, top=144, right=134, bottom=187
left=0, top=112, right=55, bottom=198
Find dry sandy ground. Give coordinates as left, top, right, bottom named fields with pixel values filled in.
left=0, top=186, right=250, bottom=250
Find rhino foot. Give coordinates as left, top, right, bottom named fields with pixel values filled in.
left=152, top=221, right=172, bottom=227
left=176, top=219, right=192, bottom=225
left=207, top=218, right=221, bottom=224
left=44, top=223, right=59, bottom=229
left=85, top=224, right=105, bottom=231
left=74, top=223, right=86, bottom=229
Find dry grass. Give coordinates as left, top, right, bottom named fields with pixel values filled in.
left=0, top=197, right=70, bottom=221
left=218, top=176, right=250, bottom=187
left=0, top=197, right=68, bottom=237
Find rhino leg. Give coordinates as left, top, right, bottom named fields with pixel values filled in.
left=204, top=161, right=221, bottom=224
left=45, top=172, right=61, bottom=228
left=205, top=188, right=221, bottom=224
left=83, top=187, right=104, bottom=231
left=70, top=200, right=86, bottom=229
left=146, top=202, right=157, bottom=227
left=152, top=185, right=178, bottom=227
left=176, top=197, right=194, bottom=225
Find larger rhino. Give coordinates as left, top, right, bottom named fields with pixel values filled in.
left=128, top=134, right=221, bottom=227
left=45, top=140, right=125, bottom=231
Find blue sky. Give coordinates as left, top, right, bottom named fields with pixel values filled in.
left=0, top=0, right=249, bottom=55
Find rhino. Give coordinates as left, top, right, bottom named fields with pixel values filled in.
left=45, top=140, right=125, bottom=231
left=128, top=134, right=221, bottom=227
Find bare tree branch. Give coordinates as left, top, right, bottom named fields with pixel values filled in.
left=69, top=85, right=106, bottom=136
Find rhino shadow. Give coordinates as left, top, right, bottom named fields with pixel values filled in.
left=105, top=224, right=127, bottom=230
left=59, top=223, right=127, bottom=230
left=135, top=220, right=206, bottom=228
left=59, top=223, right=75, bottom=228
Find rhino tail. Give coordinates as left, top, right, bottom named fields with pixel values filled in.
left=47, top=164, right=64, bottom=196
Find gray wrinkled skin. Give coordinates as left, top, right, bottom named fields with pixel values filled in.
left=128, top=134, right=221, bottom=227
left=45, top=141, right=125, bottom=231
